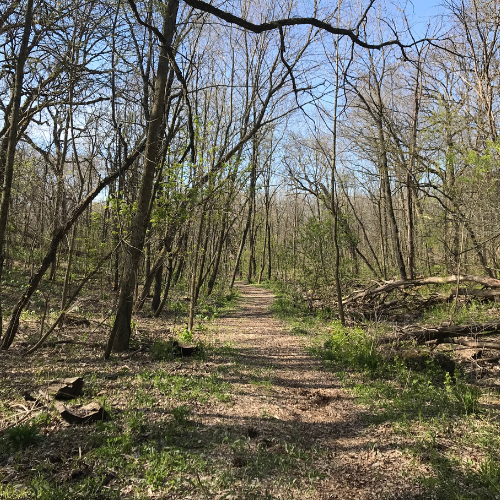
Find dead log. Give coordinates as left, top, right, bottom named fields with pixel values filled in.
left=344, top=275, right=500, bottom=304
left=438, top=338, right=500, bottom=350
left=450, top=288, right=500, bottom=299
left=479, top=355, right=500, bottom=363
left=379, top=322, right=500, bottom=344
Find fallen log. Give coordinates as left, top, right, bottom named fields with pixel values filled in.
left=450, top=288, right=500, bottom=299
left=380, top=322, right=500, bottom=344
left=479, top=355, right=500, bottom=363
left=344, top=275, right=500, bottom=304
left=438, top=338, right=500, bottom=350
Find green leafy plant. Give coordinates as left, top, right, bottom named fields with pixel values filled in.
left=322, top=321, right=380, bottom=377
left=171, top=405, right=191, bottom=424
left=178, top=326, right=194, bottom=344
left=3, top=423, right=40, bottom=451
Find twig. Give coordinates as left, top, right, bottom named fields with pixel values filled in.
left=121, top=348, right=143, bottom=360
left=0, top=401, right=42, bottom=436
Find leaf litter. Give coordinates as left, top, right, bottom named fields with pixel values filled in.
left=0, top=284, right=450, bottom=498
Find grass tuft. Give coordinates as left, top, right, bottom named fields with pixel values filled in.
left=2, top=423, right=40, bottom=452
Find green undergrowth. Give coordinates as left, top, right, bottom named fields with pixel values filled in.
left=149, top=288, right=240, bottom=362
left=315, top=322, right=481, bottom=420
left=263, top=280, right=321, bottom=337
left=137, top=370, right=231, bottom=403
left=317, top=323, right=500, bottom=499
left=198, top=287, right=240, bottom=320
left=0, top=323, right=317, bottom=499
left=150, top=329, right=239, bottom=363
left=1, top=423, right=41, bottom=452
left=265, top=280, right=500, bottom=500
left=265, top=280, right=311, bottom=321
left=146, top=284, right=239, bottom=329
left=422, top=297, right=499, bottom=325
left=1, top=399, right=319, bottom=500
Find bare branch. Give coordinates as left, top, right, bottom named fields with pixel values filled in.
left=182, top=0, right=429, bottom=52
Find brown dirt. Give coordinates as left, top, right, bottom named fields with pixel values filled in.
left=199, top=284, right=423, bottom=499
left=0, top=284, right=427, bottom=499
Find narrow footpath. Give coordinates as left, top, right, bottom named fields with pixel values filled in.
left=198, top=284, right=422, bottom=499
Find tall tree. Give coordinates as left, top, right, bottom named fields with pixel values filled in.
left=106, top=0, right=180, bottom=356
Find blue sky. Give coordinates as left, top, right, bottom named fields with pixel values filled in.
left=404, top=0, right=445, bottom=36
left=408, top=0, right=443, bottom=16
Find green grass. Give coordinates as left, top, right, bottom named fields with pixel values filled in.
left=2, top=279, right=324, bottom=499
left=1, top=423, right=41, bottom=452
left=263, top=280, right=309, bottom=319
left=138, top=370, right=231, bottom=403
left=263, top=279, right=500, bottom=500
left=314, top=321, right=481, bottom=422
left=197, top=286, right=240, bottom=321
left=422, top=298, right=498, bottom=325
left=250, top=379, right=272, bottom=391
left=0, top=406, right=317, bottom=499
left=310, top=321, right=500, bottom=499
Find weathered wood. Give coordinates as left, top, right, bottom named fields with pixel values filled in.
left=38, top=377, right=84, bottom=400
left=54, top=401, right=109, bottom=424
left=480, top=355, right=500, bottom=363
left=439, top=338, right=500, bottom=350
left=451, top=288, right=500, bottom=299
left=344, top=275, right=500, bottom=304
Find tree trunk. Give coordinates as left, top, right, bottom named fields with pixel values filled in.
left=194, top=218, right=210, bottom=302
left=0, top=140, right=145, bottom=349
left=258, top=222, right=266, bottom=284
left=267, top=216, right=272, bottom=280
left=376, top=117, right=407, bottom=281
left=105, top=0, right=179, bottom=357
left=230, top=148, right=257, bottom=289
left=406, top=56, right=423, bottom=280
left=61, top=224, right=77, bottom=310
left=153, top=256, right=174, bottom=317
left=0, top=0, right=34, bottom=339
left=188, top=209, right=205, bottom=332
left=207, top=217, right=227, bottom=295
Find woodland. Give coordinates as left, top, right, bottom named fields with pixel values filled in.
left=1, top=0, right=500, bottom=498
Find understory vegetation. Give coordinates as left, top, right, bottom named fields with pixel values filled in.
left=0, top=288, right=329, bottom=499
left=3, top=0, right=500, bottom=497
left=269, top=281, right=500, bottom=500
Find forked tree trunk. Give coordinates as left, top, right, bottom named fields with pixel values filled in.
left=0, top=0, right=33, bottom=340
left=105, top=0, right=179, bottom=357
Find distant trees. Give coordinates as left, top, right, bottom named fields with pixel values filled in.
left=3, top=0, right=500, bottom=352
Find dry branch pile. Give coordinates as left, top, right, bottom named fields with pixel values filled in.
left=344, top=275, right=500, bottom=360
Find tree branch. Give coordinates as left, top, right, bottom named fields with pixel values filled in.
left=182, top=0, right=427, bottom=52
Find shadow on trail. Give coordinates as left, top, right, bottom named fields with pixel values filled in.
left=2, top=284, right=495, bottom=499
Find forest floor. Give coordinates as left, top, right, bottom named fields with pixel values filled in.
left=196, top=284, right=424, bottom=499
left=0, top=283, right=499, bottom=499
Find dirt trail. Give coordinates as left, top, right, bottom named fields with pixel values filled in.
left=201, top=284, right=422, bottom=499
